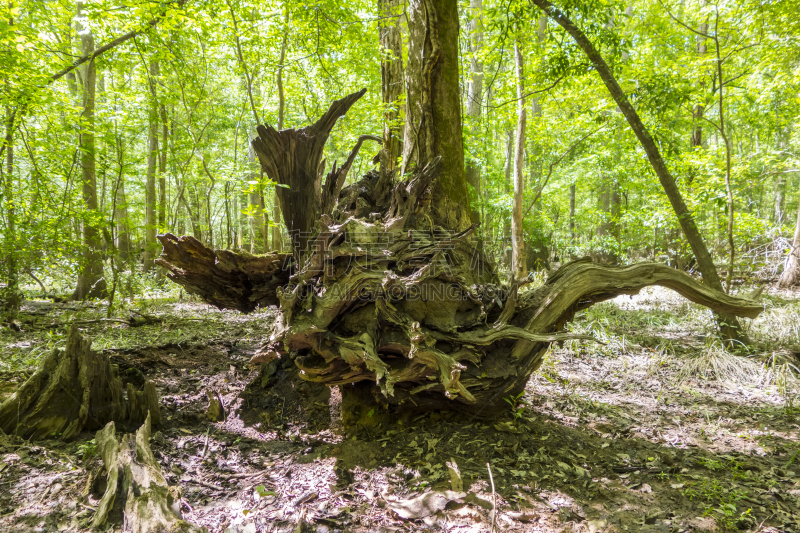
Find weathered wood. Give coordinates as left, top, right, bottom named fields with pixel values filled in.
left=251, top=89, right=368, bottom=257
left=0, top=326, right=161, bottom=440
left=155, top=233, right=293, bottom=312
left=320, top=134, right=382, bottom=217
left=92, top=413, right=196, bottom=532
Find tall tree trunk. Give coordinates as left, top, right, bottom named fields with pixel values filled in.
left=503, top=129, right=513, bottom=265
left=261, top=185, right=269, bottom=252
left=158, top=104, right=168, bottom=230
left=248, top=189, right=263, bottom=253
left=711, top=24, right=735, bottom=293
left=72, top=5, right=107, bottom=300
left=379, top=0, right=404, bottom=169
left=597, top=183, right=610, bottom=237
left=143, top=59, right=159, bottom=272
left=774, top=174, right=787, bottom=225
left=611, top=180, right=621, bottom=243
left=779, top=176, right=800, bottom=288
left=690, top=4, right=708, bottom=154
left=533, top=0, right=747, bottom=344
left=464, top=0, right=483, bottom=224
left=114, top=176, right=131, bottom=263
left=511, top=38, right=527, bottom=279
left=773, top=126, right=786, bottom=225
left=401, top=0, right=471, bottom=231
left=569, top=182, right=576, bottom=242
left=2, top=107, right=17, bottom=306
left=272, top=8, right=289, bottom=252
left=528, top=15, right=547, bottom=187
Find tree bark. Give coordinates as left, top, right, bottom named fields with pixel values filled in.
left=113, top=172, right=131, bottom=263
left=779, top=176, right=800, bottom=288
left=511, top=39, right=527, bottom=279
left=380, top=0, right=405, bottom=170
left=710, top=15, right=735, bottom=294
left=464, top=0, right=483, bottom=224
left=774, top=174, right=787, bottom=225
left=72, top=5, right=107, bottom=300
left=401, top=0, right=471, bottom=231
left=158, top=104, right=168, bottom=230
left=690, top=4, right=708, bottom=153
left=528, top=15, right=547, bottom=187
left=569, top=182, right=576, bottom=242
left=273, top=17, right=289, bottom=252
left=503, top=129, right=513, bottom=265
left=143, top=59, right=159, bottom=272
left=532, top=0, right=747, bottom=344
left=2, top=106, right=18, bottom=309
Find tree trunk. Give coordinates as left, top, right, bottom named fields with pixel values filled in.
left=380, top=0, right=404, bottom=169
left=158, top=236, right=761, bottom=414
left=2, top=106, right=19, bottom=310
left=597, top=183, right=610, bottom=237
left=511, top=39, right=527, bottom=279
left=503, top=129, right=513, bottom=266
left=709, top=27, right=736, bottom=294
left=779, top=176, right=800, bottom=288
left=773, top=127, right=786, bottom=225
left=464, top=0, right=483, bottom=224
left=569, top=182, right=576, bottom=242
left=532, top=0, right=747, bottom=345
left=271, top=6, right=289, bottom=254
left=72, top=6, right=107, bottom=300
left=774, top=174, right=786, bottom=225
left=158, top=104, right=168, bottom=230
left=143, top=59, right=159, bottom=272
left=401, top=0, right=471, bottom=231
left=528, top=15, right=547, bottom=187
left=114, top=173, right=131, bottom=263
left=690, top=5, right=708, bottom=154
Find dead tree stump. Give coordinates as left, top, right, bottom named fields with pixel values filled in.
left=0, top=325, right=161, bottom=440
left=92, top=413, right=195, bottom=532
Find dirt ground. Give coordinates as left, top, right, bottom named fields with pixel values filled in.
left=1, top=287, right=799, bottom=533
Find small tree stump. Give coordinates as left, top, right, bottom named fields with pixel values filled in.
left=0, top=325, right=161, bottom=440
left=92, top=413, right=195, bottom=532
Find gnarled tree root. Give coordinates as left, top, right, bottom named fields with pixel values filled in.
left=92, top=413, right=196, bottom=532
left=0, top=325, right=162, bottom=440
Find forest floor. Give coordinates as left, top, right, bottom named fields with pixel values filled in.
left=0, top=285, right=799, bottom=533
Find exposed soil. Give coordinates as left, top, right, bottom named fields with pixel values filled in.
left=0, top=290, right=799, bottom=532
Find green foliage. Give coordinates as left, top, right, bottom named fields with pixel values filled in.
left=683, top=457, right=754, bottom=531
left=503, top=391, right=526, bottom=424
left=77, top=439, right=97, bottom=462
left=0, top=0, right=798, bottom=298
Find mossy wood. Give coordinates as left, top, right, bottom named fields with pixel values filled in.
left=157, top=91, right=763, bottom=413
left=0, top=326, right=162, bottom=440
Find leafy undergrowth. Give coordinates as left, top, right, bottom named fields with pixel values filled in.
left=0, top=287, right=799, bottom=533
